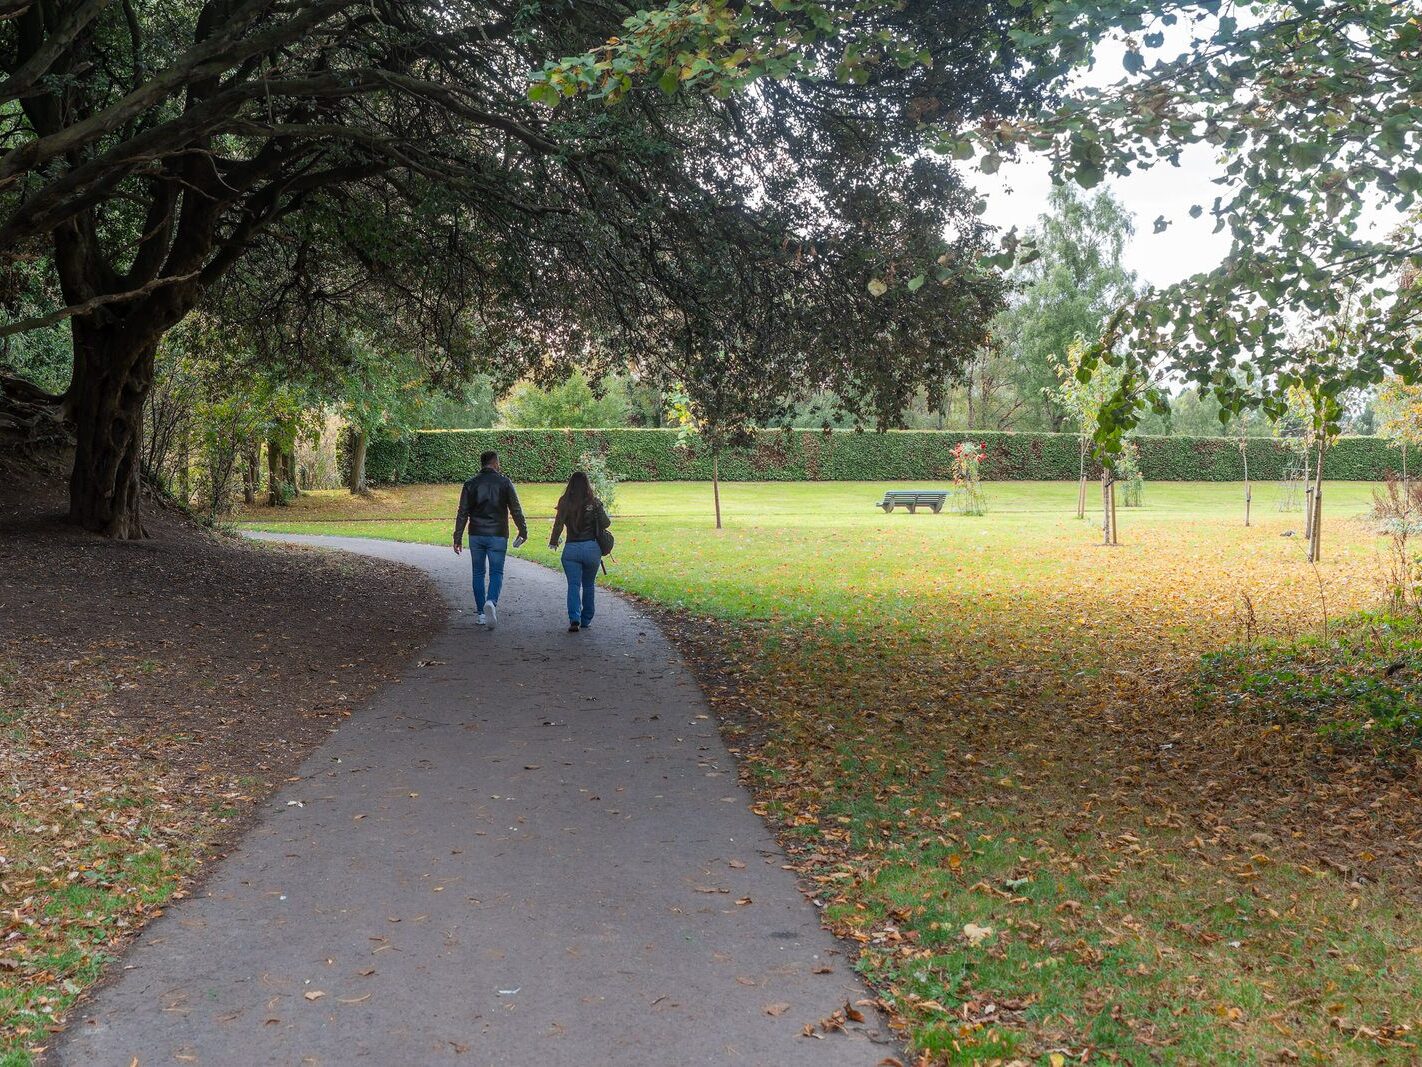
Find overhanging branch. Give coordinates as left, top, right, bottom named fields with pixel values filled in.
left=0, top=270, right=200, bottom=339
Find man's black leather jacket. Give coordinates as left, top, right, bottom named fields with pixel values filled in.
left=454, top=468, right=528, bottom=543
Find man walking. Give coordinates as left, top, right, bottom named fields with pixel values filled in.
left=453, top=450, right=528, bottom=628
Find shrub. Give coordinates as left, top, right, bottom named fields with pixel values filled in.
left=363, top=428, right=1404, bottom=485
left=951, top=440, right=987, bottom=515
left=1119, top=440, right=1144, bottom=507
left=578, top=448, right=619, bottom=513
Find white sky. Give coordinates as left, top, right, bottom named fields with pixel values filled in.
left=975, top=145, right=1233, bottom=290
left=971, top=27, right=1234, bottom=290
left=971, top=22, right=1406, bottom=293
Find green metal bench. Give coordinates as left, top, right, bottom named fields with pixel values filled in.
left=876, top=489, right=948, bottom=514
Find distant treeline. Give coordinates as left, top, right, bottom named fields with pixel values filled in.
left=363, top=429, right=1400, bottom=484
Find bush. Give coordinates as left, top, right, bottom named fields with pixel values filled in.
left=1196, top=613, right=1422, bottom=747
left=950, top=440, right=987, bottom=515
left=364, top=428, right=1405, bottom=485
left=1119, top=439, right=1144, bottom=507
left=578, top=448, right=619, bottom=513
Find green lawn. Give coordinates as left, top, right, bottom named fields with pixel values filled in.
left=240, top=479, right=1422, bottom=1064
left=242, top=479, right=1382, bottom=625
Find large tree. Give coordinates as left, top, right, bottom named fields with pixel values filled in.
left=995, top=185, right=1137, bottom=431
left=1, top=0, right=1047, bottom=537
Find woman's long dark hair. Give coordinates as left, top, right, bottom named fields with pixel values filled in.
left=556, top=471, right=595, bottom=522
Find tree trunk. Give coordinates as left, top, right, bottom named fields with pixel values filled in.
left=267, top=437, right=282, bottom=505
left=176, top=423, right=191, bottom=505
left=1077, top=438, right=1088, bottom=519
left=349, top=428, right=369, bottom=494
left=712, top=445, right=723, bottom=530
left=66, top=325, right=157, bottom=539
left=284, top=448, right=299, bottom=495
left=1309, top=438, right=1326, bottom=563
left=1109, top=477, right=1119, bottom=545
left=243, top=442, right=258, bottom=506
left=1241, top=444, right=1251, bottom=527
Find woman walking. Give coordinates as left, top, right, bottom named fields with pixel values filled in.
left=549, top=471, right=611, bottom=633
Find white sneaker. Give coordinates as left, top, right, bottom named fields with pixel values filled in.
left=476, top=612, right=486, bottom=626
left=486, top=601, right=498, bottom=629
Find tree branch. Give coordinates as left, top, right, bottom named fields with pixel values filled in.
left=0, top=0, right=112, bottom=104
left=0, top=269, right=201, bottom=339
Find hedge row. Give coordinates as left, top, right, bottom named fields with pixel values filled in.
left=365, top=428, right=1403, bottom=484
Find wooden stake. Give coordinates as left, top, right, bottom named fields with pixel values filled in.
left=712, top=445, right=722, bottom=530
left=1241, top=440, right=1251, bottom=527
left=1302, top=440, right=1313, bottom=533
left=1309, top=438, right=1326, bottom=563
left=1076, top=440, right=1087, bottom=519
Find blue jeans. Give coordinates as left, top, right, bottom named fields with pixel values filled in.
left=468, top=535, right=508, bottom=611
left=561, top=540, right=601, bottom=625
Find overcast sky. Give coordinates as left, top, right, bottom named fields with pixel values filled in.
left=970, top=26, right=1235, bottom=291
left=971, top=24, right=1405, bottom=294
left=975, top=144, right=1233, bottom=290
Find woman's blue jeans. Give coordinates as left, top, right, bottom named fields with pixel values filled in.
left=561, top=540, right=601, bottom=625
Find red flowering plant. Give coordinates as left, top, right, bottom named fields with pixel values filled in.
left=951, top=441, right=988, bottom=515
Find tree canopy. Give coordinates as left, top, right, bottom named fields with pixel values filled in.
left=969, top=0, right=1422, bottom=444
left=497, top=371, right=632, bottom=430
left=554, top=0, right=1422, bottom=451
left=996, top=185, right=1137, bottom=431
left=1, top=0, right=1049, bottom=536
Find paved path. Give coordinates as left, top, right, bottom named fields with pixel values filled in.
left=59, top=536, right=890, bottom=1067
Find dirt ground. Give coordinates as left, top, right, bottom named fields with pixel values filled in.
left=0, top=472, right=441, bottom=790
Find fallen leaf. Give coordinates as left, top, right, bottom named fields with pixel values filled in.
left=963, top=922, right=994, bottom=946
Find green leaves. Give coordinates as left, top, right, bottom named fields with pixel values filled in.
left=971, top=0, right=1422, bottom=445
left=164, top=0, right=1422, bottom=463
left=527, top=81, right=561, bottom=108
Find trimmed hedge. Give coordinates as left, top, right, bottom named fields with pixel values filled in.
left=365, top=428, right=1402, bottom=484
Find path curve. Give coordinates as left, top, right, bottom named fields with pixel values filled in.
left=58, top=535, right=891, bottom=1066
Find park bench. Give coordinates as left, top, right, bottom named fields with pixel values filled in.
left=876, top=489, right=949, bottom=514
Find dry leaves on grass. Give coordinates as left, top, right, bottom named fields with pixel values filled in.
left=655, top=515, right=1422, bottom=1063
